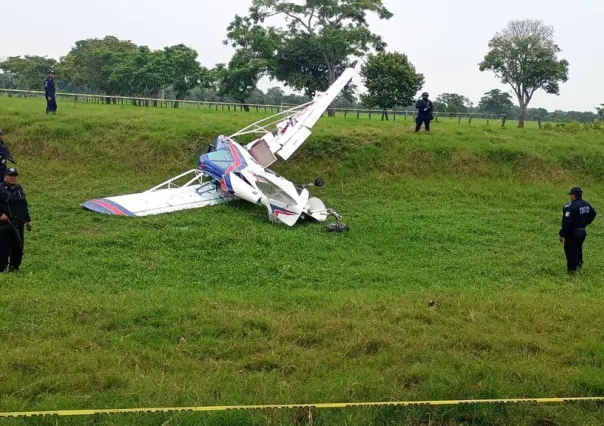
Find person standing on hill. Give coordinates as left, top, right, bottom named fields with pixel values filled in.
left=44, top=70, right=57, bottom=114
left=415, top=92, right=434, bottom=132
left=560, top=187, right=597, bottom=274
left=0, top=168, right=32, bottom=273
left=0, top=130, right=16, bottom=180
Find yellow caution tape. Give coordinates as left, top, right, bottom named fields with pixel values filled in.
left=1, top=397, right=603, bottom=418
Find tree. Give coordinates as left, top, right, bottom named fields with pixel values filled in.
left=0, top=55, right=57, bottom=90
left=107, top=47, right=172, bottom=103
left=225, top=0, right=393, bottom=109
left=163, top=44, right=205, bottom=102
left=596, top=104, right=604, bottom=119
left=477, top=89, right=514, bottom=116
left=60, top=36, right=139, bottom=96
left=359, top=51, right=424, bottom=120
left=434, top=93, right=472, bottom=113
left=479, top=19, right=570, bottom=128
left=0, top=72, right=15, bottom=89
left=265, top=87, right=285, bottom=105
left=215, top=52, right=267, bottom=111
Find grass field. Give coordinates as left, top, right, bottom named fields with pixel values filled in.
left=1, top=97, right=604, bottom=425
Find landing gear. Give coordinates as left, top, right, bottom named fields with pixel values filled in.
left=326, top=222, right=349, bottom=233
left=323, top=208, right=349, bottom=233
left=300, top=177, right=349, bottom=233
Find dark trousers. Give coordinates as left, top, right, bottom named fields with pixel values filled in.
left=46, top=96, right=57, bottom=114
left=415, top=116, right=430, bottom=132
left=0, top=223, right=24, bottom=271
left=564, top=232, right=586, bottom=272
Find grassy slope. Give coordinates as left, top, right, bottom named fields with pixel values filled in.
left=1, top=97, right=604, bottom=425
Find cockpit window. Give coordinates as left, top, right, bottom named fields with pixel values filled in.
left=207, top=150, right=234, bottom=163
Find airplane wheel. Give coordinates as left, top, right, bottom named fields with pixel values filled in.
left=326, top=222, right=349, bottom=233
left=314, top=177, right=324, bottom=187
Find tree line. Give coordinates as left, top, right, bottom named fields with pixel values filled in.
left=0, top=0, right=601, bottom=126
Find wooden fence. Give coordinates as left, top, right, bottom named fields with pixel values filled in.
left=0, top=88, right=504, bottom=124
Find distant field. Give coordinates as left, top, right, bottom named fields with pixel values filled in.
left=1, top=97, right=604, bottom=425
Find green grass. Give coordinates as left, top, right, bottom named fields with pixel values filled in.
left=1, top=97, right=604, bottom=425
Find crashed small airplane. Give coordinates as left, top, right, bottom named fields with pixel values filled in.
left=82, top=67, right=355, bottom=231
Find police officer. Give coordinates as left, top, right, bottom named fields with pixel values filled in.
left=0, top=168, right=32, bottom=273
left=559, top=187, right=597, bottom=274
left=415, top=92, right=434, bottom=132
left=44, top=70, right=57, bottom=114
left=0, top=129, right=16, bottom=180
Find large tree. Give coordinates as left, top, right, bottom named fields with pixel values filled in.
left=0, top=55, right=58, bottom=90
left=478, top=89, right=514, bottom=116
left=360, top=51, right=424, bottom=120
left=225, top=0, right=392, bottom=102
left=596, top=104, right=604, bottom=119
left=215, top=52, right=268, bottom=111
left=434, top=93, right=472, bottom=113
left=107, top=47, right=171, bottom=98
left=0, top=72, right=15, bottom=89
left=163, top=44, right=205, bottom=101
left=59, top=36, right=139, bottom=95
left=479, top=19, right=570, bottom=128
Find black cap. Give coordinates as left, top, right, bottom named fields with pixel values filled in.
left=5, top=167, right=18, bottom=176
left=422, top=92, right=429, bottom=97
left=568, top=186, right=583, bottom=195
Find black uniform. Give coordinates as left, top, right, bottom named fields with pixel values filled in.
left=415, top=98, right=434, bottom=132
left=0, top=142, right=13, bottom=180
left=560, top=197, right=597, bottom=272
left=0, top=182, right=31, bottom=272
left=44, top=76, right=57, bottom=114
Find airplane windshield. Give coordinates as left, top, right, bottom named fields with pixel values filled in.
left=207, top=150, right=234, bottom=164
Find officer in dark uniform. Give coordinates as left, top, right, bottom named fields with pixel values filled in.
left=0, top=167, right=33, bottom=272
left=559, top=187, right=597, bottom=274
left=44, top=70, right=57, bottom=114
left=415, top=92, right=434, bottom=132
left=0, top=129, right=16, bottom=180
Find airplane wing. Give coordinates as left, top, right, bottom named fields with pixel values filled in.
left=231, top=67, right=357, bottom=167
left=81, top=169, right=236, bottom=217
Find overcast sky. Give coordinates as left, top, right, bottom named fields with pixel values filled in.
left=2, top=0, right=601, bottom=111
